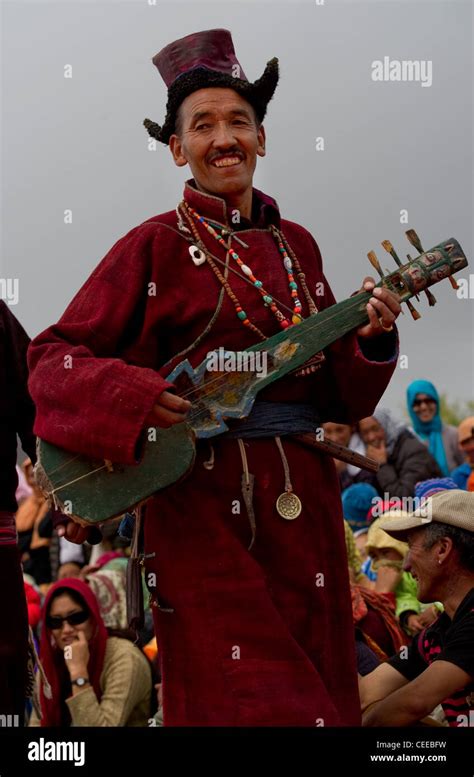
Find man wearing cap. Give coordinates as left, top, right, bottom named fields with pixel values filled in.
left=359, top=490, right=474, bottom=727
left=28, top=29, right=401, bottom=726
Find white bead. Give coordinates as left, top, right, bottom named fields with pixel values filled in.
left=189, top=245, right=206, bottom=266
left=283, top=257, right=292, bottom=271
left=240, top=264, right=252, bottom=276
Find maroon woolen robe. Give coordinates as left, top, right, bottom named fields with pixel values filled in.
left=28, top=180, right=398, bottom=726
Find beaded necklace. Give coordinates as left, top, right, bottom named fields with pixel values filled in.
left=177, top=200, right=324, bottom=372
left=181, top=200, right=313, bottom=331
left=178, top=200, right=319, bottom=336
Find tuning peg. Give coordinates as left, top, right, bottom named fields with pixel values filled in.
left=448, top=277, right=459, bottom=290
left=405, top=254, right=421, bottom=301
left=407, top=303, right=421, bottom=320
left=367, top=250, right=384, bottom=280
left=381, top=241, right=421, bottom=319
left=406, top=229, right=424, bottom=254
left=425, top=289, right=437, bottom=306
left=382, top=239, right=402, bottom=267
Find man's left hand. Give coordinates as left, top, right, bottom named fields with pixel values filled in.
left=356, top=277, right=401, bottom=339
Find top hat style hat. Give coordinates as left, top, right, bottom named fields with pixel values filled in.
left=143, top=28, right=279, bottom=145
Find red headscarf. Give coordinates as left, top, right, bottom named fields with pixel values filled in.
left=38, top=578, right=108, bottom=726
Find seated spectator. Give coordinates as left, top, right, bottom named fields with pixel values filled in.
left=344, top=520, right=370, bottom=586
left=342, top=483, right=379, bottom=532
left=359, top=490, right=474, bottom=727
left=367, top=512, right=439, bottom=636
left=407, top=380, right=464, bottom=475
left=451, top=416, right=474, bottom=490
left=16, top=458, right=52, bottom=592
left=358, top=409, right=441, bottom=499
left=351, top=583, right=407, bottom=661
left=345, top=519, right=407, bottom=662
left=29, top=578, right=152, bottom=726
left=15, top=464, right=32, bottom=505
left=322, top=422, right=376, bottom=490
left=58, top=562, right=83, bottom=580
left=86, top=569, right=128, bottom=631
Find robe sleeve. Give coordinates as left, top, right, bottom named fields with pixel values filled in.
left=27, top=224, right=175, bottom=465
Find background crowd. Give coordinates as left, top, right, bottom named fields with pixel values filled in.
left=14, top=376, right=473, bottom=727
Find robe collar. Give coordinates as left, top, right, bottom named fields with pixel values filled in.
left=183, top=179, right=281, bottom=230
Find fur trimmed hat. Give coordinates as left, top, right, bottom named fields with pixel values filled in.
left=143, top=28, right=279, bottom=145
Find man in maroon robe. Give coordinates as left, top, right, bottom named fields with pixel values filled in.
left=28, top=29, right=401, bottom=726
left=0, top=302, right=36, bottom=724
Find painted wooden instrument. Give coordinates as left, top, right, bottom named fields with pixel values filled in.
left=35, top=231, right=468, bottom=525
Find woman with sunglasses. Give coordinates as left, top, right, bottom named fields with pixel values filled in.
left=407, top=380, right=464, bottom=476
left=29, top=578, right=152, bottom=726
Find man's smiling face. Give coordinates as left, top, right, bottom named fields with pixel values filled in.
left=404, top=527, right=441, bottom=603
left=169, top=87, right=266, bottom=201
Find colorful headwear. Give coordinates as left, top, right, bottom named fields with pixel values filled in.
left=458, top=416, right=474, bottom=445
left=366, top=512, right=410, bottom=561
left=414, top=477, right=459, bottom=501
left=406, top=379, right=449, bottom=476
left=143, top=28, right=279, bottom=145
left=341, top=483, right=379, bottom=530
left=372, top=408, right=407, bottom=457
left=38, top=578, right=108, bottom=727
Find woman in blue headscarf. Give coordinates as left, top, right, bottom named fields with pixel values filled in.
left=406, top=380, right=464, bottom=475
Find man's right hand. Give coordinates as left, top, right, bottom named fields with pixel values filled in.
left=144, top=390, right=192, bottom=428
left=55, top=392, right=191, bottom=545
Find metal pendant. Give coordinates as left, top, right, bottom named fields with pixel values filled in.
left=276, top=491, right=302, bottom=520
left=189, top=245, right=206, bottom=266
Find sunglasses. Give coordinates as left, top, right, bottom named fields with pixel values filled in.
left=412, top=398, right=436, bottom=408
left=46, top=610, right=89, bottom=630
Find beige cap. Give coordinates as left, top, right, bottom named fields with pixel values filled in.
left=380, top=490, right=474, bottom=540
left=366, top=512, right=410, bottom=558
left=458, top=416, right=474, bottom=445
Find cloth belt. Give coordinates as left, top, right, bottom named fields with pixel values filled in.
left=222, top=401, right=321, bottom=439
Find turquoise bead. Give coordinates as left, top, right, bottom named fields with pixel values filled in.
left=289, top=281, right=297, bottom=289
left=254, top=280, right=263, bottom=288
left=263, top=295, right=273, bottom=304
left=237, top=310, right=247, bottom=320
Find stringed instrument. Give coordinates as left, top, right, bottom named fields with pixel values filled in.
left=35, top=230, right=468, bottom=525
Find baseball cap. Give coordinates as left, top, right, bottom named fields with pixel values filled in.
left=380, top=489, right=474, bottom=541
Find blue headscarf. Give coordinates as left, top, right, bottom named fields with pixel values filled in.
left=406, top=379, right=449, bottom=476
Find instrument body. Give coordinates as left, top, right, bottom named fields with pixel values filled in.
left=35, top=236, right=468, bottom=525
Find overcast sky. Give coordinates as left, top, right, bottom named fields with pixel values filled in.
left=2, top=0, right=472, bottom=419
